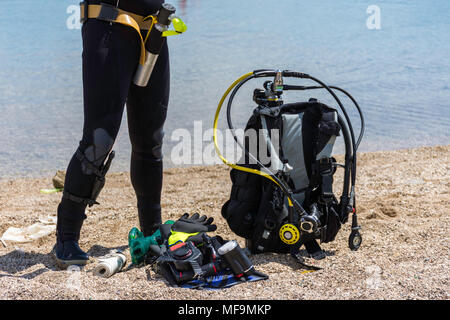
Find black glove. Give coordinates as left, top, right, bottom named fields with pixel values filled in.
left=171, top=213, right=217, bottom=234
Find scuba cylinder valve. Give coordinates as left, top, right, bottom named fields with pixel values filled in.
left=271, top=70, right=284, bottom=97
left=133, top=3, right=186, bottom=87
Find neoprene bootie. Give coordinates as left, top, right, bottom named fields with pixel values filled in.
left=53, top=203, right=89, bottom=269
left=53, top=239, right=89, bottom=269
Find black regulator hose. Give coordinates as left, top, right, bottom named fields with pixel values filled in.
left=329, top=86, right=365, bottom=151
left=283, top=85, right=365, bottom=151
left=337, top=114, right=353, bottom=219
left=282, top=74, right=361, bottom=221
left=229, top=70, right=359, bottom=190
left=224, top=69, right=363, bottom=230
left=225, top=71, right=309, bottom=217
left=288, top=75, right=364, bottom=247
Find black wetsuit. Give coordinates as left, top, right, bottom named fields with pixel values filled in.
left=57, top=0, right=169, bottom=243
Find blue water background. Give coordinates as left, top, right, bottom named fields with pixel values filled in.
left=0, top=0, right=449, bottom=178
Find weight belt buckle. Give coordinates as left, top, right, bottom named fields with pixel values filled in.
left=97, top=3, right=120, bottom=22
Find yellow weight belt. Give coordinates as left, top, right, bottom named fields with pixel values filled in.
left=79, top=2, right=156, bottom=65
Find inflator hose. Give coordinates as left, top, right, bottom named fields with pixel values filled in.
left=214, top=69, right=364, bottom=226
left=225, top=70, right=357, bottom=214
left=213, top=72, right=307, bottom=217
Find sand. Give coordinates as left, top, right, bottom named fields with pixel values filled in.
left=0, top=145, right=448, bottom=300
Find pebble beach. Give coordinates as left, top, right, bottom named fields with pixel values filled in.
left=0, top=145, right=448, bottom=300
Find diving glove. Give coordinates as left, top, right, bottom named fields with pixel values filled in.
left=172, top=213, right=217, bottom=233
left=169, top=213, right=217, bottom=246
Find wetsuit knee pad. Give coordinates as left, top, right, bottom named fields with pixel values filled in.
left=80, top=128, right=115, bottom=173
left=130, top=121, right=166, bottom=162
left=129, top=123, right=165, bottom=197
left=63, top=128, right=116, bottom=207
left=150, top=126, right=165, bottom=161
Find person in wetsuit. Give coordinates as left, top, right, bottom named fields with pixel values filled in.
left=54, top=0, right=169, bottom=267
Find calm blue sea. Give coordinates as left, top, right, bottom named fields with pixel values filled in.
left=0, top=0, right=449, bottom=178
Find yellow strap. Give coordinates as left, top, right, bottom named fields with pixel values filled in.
left=80, top=3, right=154, bottom=29
left=80, top=3, right=155, bottom=65
left=40, top=188, right=63, bottom=194
left=301, top=270, right=317, bottom=274
left=162, top=30, right=181, bottom=37
left=213, top=72, right=294, bottom=207
left=168, top=231, right=199, bottom=246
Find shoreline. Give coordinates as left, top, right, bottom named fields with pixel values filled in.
left=1, top=143, right=449, bottom=181
left=0, top=145, right=449, bottom=299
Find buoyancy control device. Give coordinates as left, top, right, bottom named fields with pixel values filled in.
left=214, top=69, right=365, bottom=260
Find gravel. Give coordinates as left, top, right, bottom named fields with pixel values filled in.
left=0, top=145, right=448, bottom=300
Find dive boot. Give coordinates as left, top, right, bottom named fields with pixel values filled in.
left=52, top=240, right=89, bottom=269
left=54, top=201, right=89, bottom=269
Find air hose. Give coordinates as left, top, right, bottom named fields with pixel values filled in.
left=213, top=72, right=306, bottom=216
left=213, top=69, right=364, bottom=250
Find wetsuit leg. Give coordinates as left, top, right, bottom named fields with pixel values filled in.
left=57, top=19, right=141, bottom=242
left=127, top=41, right=170, bottom=236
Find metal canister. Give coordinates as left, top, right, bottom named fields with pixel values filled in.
left=217, top=240, right=254, bottom=277
left=133, top=3, right=176, bottom=87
